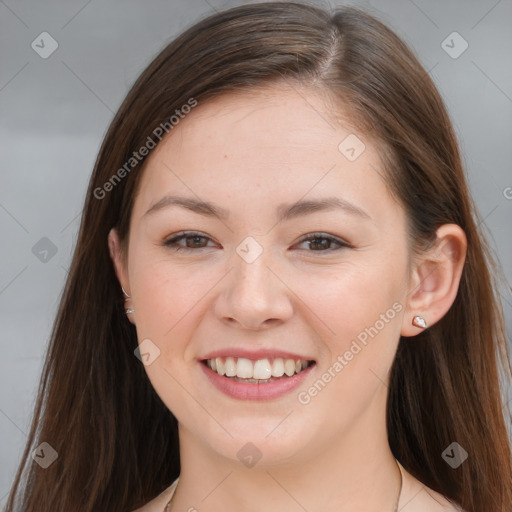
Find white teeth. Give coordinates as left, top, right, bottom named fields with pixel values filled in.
left=253, top=359, right=272, bottom=380
left=236, top=357, right=253, bottom=378
left=284, top=359, right=296, bottom=376
left=215, top=357, right=226, bottom=376
left=271, top=358, right=285, bottom=377
left=206, top=357, right=311, bottom=380
left=225, top=356, right=236, bottom=377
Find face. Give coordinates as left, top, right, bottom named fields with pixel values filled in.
left=112, top=84, right=412, bottom=467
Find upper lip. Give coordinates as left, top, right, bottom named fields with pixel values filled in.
left=200, top=348, right=315, bottom=362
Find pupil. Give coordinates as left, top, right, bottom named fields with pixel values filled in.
left=312, top=238, right=328, bottom=250
left=190, top=236, right=204, bottom=247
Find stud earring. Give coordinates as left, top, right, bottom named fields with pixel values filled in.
left=412, top=315, right=427, bottom=329
left=125, top=307, right=135, bottom=315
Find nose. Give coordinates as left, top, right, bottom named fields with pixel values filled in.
left=214, top=250, right=294, bottom=331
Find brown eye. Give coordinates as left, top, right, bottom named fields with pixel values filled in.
left=295, top=233, right=349, bottom=252
left=163, top=232, right=214, bottom=251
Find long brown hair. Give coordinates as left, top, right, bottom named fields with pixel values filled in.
left=6, top=2, right=511, bottom=511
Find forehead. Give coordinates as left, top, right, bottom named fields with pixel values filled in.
left=132, top=84, right=401, bottom=226
left=174, top=84, right=358, bottom=156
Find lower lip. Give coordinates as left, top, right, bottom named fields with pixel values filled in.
left=199, top=361, right=315, bottom=401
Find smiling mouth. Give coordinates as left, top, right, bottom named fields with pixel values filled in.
left=201, top=357, right=316, bottom=383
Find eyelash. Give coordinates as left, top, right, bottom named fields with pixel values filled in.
left=162, top=231, right=350, bottom=253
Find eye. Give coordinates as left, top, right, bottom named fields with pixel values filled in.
left=163, top=231, right=216, bottom=252
left=294, top=232, right=350, bottom=252
left=162, top=231, right=350, bottom=253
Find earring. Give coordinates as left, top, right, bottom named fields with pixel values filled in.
left=412, top=315, right=427, bottom=329
left=121, top=287, right=133, bottom=314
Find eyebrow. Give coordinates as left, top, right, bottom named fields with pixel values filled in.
left=143, top=195, right=371, bottom=222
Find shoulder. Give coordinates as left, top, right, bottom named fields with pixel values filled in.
left=397, top=461, right=466, bottom=512
left=131, top=479, right=178, bottom=512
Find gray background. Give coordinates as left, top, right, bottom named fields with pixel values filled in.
left=1, top=0, right=511, bottom=506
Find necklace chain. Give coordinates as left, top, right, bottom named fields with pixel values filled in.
left=164, top=459, right=403, bottom=511
left=394, top=458, right=403, bottom=511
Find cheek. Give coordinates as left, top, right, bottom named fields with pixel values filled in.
left=299, top=258, right=405, bottom=345
left=292, top=261, right=405, bottom=425
left=128, top=251, right=219, bottom=353
left=127, top=253, right=213, bottom=415
left=294, top=253, right=407, bottom=408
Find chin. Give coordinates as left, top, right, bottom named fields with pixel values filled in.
left=199, top=417, right=316, bottom=468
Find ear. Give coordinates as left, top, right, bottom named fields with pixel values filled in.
left=108, top=228, right=135, bottom=324
left=401, top=224, right=467, bottom=337
left=108, top=228, right=129, bottom=290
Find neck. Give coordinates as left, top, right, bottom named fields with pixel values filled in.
left=171, top=409, right=402, bottom=511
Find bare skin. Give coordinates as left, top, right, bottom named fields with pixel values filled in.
left=134, top=461, right=464, bottom=512
left=110, top=83, right=467, bottom=512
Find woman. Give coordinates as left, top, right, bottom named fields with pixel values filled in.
left=5, top=2, right=511, bottom=511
